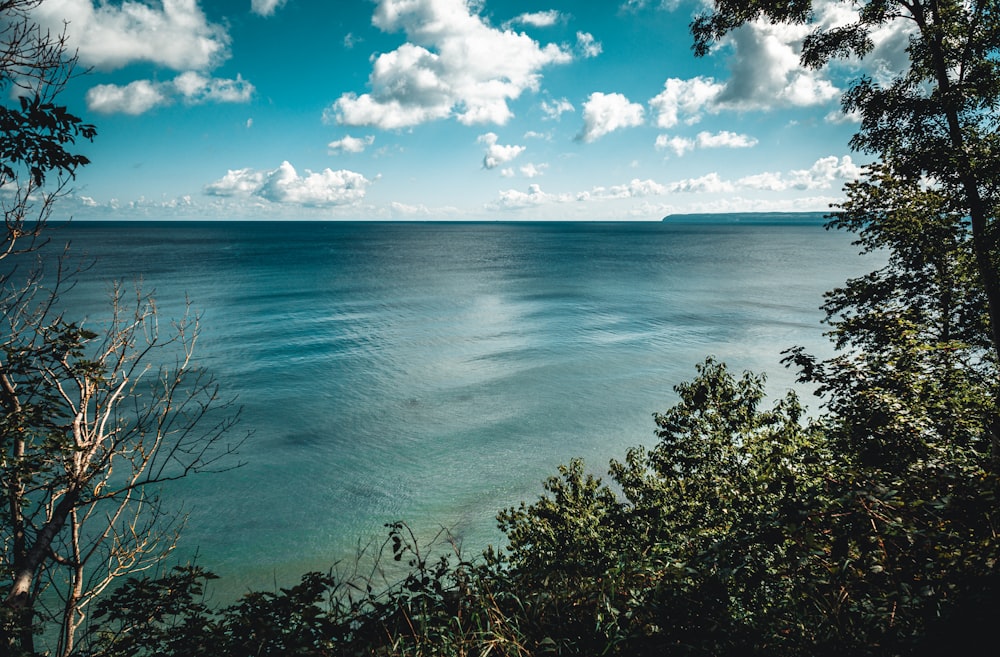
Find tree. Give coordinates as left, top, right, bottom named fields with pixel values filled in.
left=785, top=163, right=997, bottom=470
left=0, top=3, right=243, bottom=655
left=691, top=0, right=1000, bottom=464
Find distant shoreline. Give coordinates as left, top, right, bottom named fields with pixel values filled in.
left=662, top=211, right=830, bottom=225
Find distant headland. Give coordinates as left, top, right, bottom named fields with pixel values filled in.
left=662, top=211, right=829, bottom=225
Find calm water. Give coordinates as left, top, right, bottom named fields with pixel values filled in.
left=43, top=219, right=876, bottom=590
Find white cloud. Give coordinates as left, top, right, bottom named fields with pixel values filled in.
left=702, top=20, right=841, bottom=112
left=695, top=130, right=758, bottom=149
left=668, top=172, right=736, bottom=194
left=328, top=135, right=376, bottom=154
left=86, top=80, right=167, bottom=115
left=790, top=155, right=863, bottom=188
left=648, top=11, right=869, bottom=124
left=173, top=71, right=254, bottom=103
left=580, top=178, right=667, bottom=200
left=504, top=10, right=563, bottom=28
left=327, top=0, right=572, bottom=129
left=737, top=155, right=862, bottom=191
left=655, top=134, right=695, bottom=156
left=485, top=153, right=863, bottom=215
left=488, top=183, right=572, bottom=210
left=519, top=163, right=547, bottom=178
left=577, top=92, right=645, bottom=142
left=33, top=0, right=230, bottom=71
left=203, top=168, right=268, bottom=196
left=649, top=77, right=724, bottom=128
left=86, top=72, right=254, bottom=114
left=736, top=171, right=788, bottom=191
left=205, top=161, right=372, bottom=207
left=655, top=129, right=759, bottom=155
left=479, top=132, right=526, bottom=169
left=541, top=98, right=574, bottom=120
left=576, top=32, right=602, bottom=58
left=621, top=0, right=681, bottom=10
left=251, top=0, right=287, bottom=17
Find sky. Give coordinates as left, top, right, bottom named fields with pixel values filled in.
left=28, top=0, right=912, bottom=221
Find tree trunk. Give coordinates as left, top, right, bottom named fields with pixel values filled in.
left=3, top=489, right=79, bottom=654
left=921, top=0, right=1000, bottom=470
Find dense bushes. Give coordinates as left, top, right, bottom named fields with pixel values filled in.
left=69, top=347, right=998, bottom=656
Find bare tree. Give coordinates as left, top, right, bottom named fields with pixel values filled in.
left=1, top=3, right=243, bottom=655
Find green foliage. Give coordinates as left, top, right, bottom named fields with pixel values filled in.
left=68, top=349, right=1000, bottom=656
left=0, top=94, right=95, bottom=186
left=786, top=165, right=997, bottom=470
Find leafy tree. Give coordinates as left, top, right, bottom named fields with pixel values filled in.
left=690, top=0, right=1000, bottom=464
left=0, top=3, right=243, bottom=656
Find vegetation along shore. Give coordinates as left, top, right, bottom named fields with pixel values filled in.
left=3, top=0, right=999, bottom=654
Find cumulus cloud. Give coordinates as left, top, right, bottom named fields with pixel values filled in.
left=86, top=72, right=254, bottom=114
left=649, top=77, right=724, bottom=128
left=576, top=92, right=645, bottom=142
left=541, top=98, right=574, bottom=120
left=328, top=135, right=376, bottom=154
left=479, top=132, right=526, bottom=169
left=647, top=8, right=886, bottom=124
left=173, top=71, right=254, bottom=103
left=519, top=163, right=547, bottom=178
left=667, top=172, right=737, bottom=194
left=327, top=0, right=572, bottom=129
left=32, top=0, right=230, bottom=71
left=488, top=183, right=572, bottom=210
left=86, top=80, right=167, bottom=115
left=714, top=21, right=836, bottom=109
left=251, top=0, right=288, bottom=17
left=205, top=161, right=372, bottom=206
left=504, top=10, right=563, bottom=28
left=736, top=156, right=863, bottom=191
left=657, top=130, right=758, bottom=156
left=697, top=131, right=758, bottom=149
left=656, top=134, right=693, bottom=156
left=576, top=32, right=602, bottom=58
left=487, top=154, right=864, bottom=212
left=579, top=178, right=667, bottom=201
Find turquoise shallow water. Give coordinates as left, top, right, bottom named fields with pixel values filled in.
left=45, top=218, right=878, bottom=590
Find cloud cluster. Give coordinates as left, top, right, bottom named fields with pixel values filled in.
left=736, top=155, right=863, bottom=191
left=579, top=178, right=667, bottom=201
left=489, top=183, right=572, bottom=210
left=33, top=0, right=229, bottom=71
left=489, top=155, right=863, bottom=210
left=205, top=161, right=372, bottom=207
left=643, top=19, right=843, bottom=129
left=649, top=77, right=725, bottom=128
left=328, top=135, right=376, bottom=154
left=656, top=130, right=758, bottom=157
left=33, top=1, right=258, bottom=115
left=577, top=92, right=645, bottom=142
left=87, top=72, right=254, bottom=114
left=327, top=0, right=572, bottom=129
left=479, top=132, right=526, bottom=169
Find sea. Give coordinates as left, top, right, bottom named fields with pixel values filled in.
left=35, top=216, right=880, bottom=593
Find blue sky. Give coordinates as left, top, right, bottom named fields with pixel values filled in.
left=33, top=0, right=911, bottom=220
